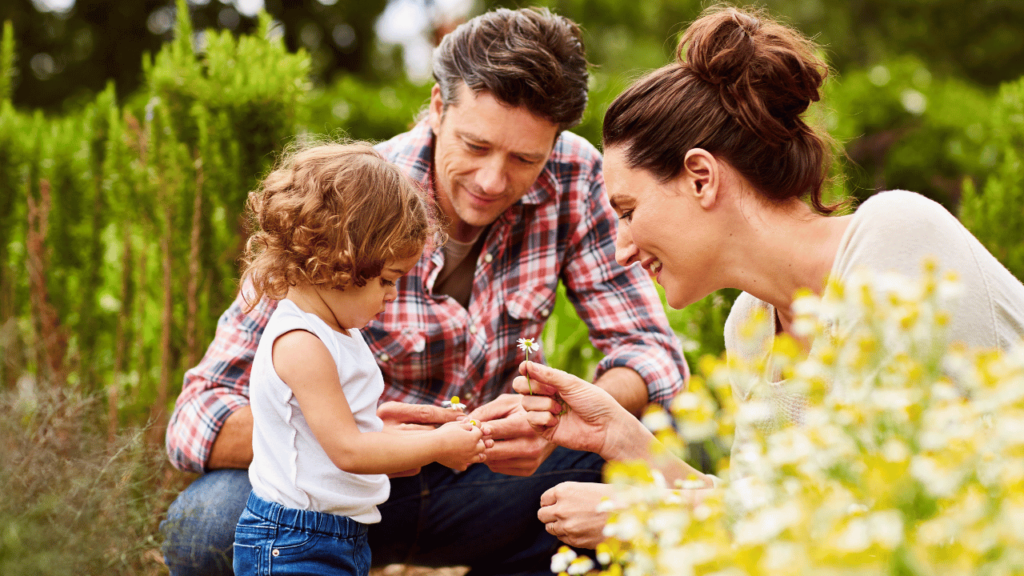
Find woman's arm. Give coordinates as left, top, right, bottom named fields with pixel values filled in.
left=274, top=330, right=487, bottom=474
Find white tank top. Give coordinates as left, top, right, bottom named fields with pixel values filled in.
left=248, top=298, right=389, bottom=523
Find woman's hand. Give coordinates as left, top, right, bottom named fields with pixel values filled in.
left=538, top=481, right=613, bottom=549
left=513, top=361, right=635, bottom=460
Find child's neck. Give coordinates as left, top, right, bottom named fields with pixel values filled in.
left=286, top=285, right=351, bottom=336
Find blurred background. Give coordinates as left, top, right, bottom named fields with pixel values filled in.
left=1, top=1, right=1023, bottom=574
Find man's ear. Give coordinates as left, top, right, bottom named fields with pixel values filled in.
left=428, top=85, right=444, bottom=133
left=681, top=148, right=719, bottom=210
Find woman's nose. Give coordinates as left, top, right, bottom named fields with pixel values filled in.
left=614, top=220, right=638, bottom=267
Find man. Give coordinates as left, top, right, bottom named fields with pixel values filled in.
left=162, top=8, right=688, bottom=575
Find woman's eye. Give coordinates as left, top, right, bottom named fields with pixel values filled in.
left=620, top=210, right=634, bottom=222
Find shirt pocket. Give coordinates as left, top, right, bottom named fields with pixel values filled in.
left=504, top=285, right=557, bottom=342
left=364, top=326, right=438, bottom=389
left=365, top=327, right=426, bottom=363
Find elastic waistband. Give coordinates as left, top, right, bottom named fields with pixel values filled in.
left=245, top=491, right=369, bottom=538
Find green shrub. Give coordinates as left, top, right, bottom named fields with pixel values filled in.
left=959, top=77, right=1024, bottom=282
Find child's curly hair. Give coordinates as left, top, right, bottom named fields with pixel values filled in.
left=240, top=142, right=438, bottom=308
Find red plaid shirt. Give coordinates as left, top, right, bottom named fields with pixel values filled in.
left=166, top=121, right=689, bottom=473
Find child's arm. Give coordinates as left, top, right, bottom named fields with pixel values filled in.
left=273, top=330, right=487, bottom=475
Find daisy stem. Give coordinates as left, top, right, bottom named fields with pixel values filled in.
left=525, top=350, right=533, bottom=395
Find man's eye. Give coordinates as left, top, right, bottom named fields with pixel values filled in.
left=466, top=143, right=486, bottom=153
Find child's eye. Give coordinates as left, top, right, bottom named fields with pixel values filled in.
left=381, top=278, right=396, bottom=287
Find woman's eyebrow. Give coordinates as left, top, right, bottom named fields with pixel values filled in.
left=608, top=194, right=630, bottom=211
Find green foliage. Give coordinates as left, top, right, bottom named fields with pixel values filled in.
left=0, top=20, right=13, bottom=104
left=959, top=77, right=1024, bottom=282
left=825, top=56, right=992, bottom=209
left=0, top=0, right=309, bottom=422
left=301, top=75, right=427, bottom=141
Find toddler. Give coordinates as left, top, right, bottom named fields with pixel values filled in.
left=232, top=143, right=487, bottom=576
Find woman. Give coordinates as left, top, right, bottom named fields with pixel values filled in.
left=515, top=5, right=1024, bottom=548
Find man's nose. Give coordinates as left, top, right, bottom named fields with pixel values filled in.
left=475, top=157, right=507, bottom=196
left=614, top=220, right=638, bottom=267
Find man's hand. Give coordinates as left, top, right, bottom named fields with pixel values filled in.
left=467, top=394, right=556, bottom=476
left=377, top=401, right=465, bottom=477
left=538, top=481, right=612, bottom=549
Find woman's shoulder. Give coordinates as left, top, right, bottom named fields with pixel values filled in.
left=724, top=292, right=774, bottom=360
left=853, top=190, right=955, bottom=228
left=837, top=190, right=965, bottom=275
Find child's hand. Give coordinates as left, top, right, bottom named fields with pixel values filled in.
left=434, top=421, right=487, bottom=471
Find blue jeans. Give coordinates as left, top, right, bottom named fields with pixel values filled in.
left=234, top=491, right=371, bottom=576
left=161, top=447, right=603, bottom=576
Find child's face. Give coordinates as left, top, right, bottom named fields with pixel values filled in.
left=325, top=253, right=421, bottom=330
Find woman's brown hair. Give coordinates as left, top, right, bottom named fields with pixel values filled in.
left=239, top=142, right=439, bottom=309
left=603, top=6, right=838, bottom=214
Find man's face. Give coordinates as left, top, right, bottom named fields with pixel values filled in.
left=428, top=83, right=559, bottom=242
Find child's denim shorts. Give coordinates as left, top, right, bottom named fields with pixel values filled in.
left=233, top=491, right=371, bottom=576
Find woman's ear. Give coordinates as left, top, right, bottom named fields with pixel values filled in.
left=681, top=149, right=719, bottom=210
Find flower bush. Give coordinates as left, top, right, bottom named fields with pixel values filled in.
left=595, top=261, right=1024, bottom=575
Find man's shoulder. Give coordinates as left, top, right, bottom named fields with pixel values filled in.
left=548, top=130, right=602, bottom=169
left=374, top=121, right=432, bottom=163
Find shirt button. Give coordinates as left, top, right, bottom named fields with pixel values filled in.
left=484, top=253, right=494, bottom=263
left=412, top=340, right=425, bottom=353
left=469, top=325, right=477, bottom=335
left=379, top=353, right=390, bottom=362
left=541, top=308, right=550, bottom=317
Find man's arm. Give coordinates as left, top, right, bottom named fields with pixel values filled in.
left=592, top=366, right=647, bottom=417
left=206, top=406, right=254, bottom=469
left=165, top=292, right=273, bottom=473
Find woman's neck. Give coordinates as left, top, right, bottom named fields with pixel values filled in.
left=726, top=198, right=851, bottom=323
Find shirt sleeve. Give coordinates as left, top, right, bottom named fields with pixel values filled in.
left=561, top=155, right=689, bottom=407
left=165, top=292, right=274, bottom=473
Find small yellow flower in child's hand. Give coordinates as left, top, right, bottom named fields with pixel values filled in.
left=442, top=396, right=466, bottom=411
left=517, top=338, right=540, bottom=394
left=469, top=420, right=478, bottom=427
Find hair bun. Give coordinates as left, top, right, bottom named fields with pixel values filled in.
left=677, top=6, right=827, bottom=145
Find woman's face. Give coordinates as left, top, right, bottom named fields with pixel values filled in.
left=605, top=147, right=719, bottom=309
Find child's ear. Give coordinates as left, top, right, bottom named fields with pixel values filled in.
left=681, top=148, right=718, bottom=210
